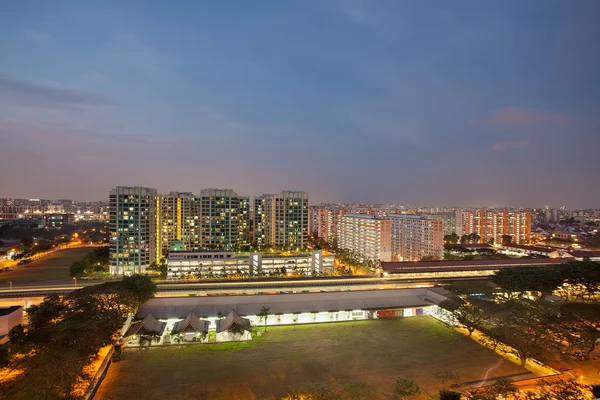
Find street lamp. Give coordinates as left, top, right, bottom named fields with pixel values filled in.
left=7, top=280, right=12, bottom=290
left=73, top=277, right=77, bottom=288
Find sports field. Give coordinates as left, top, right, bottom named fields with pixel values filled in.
left=0, top=247, right=95, bottom=287
left=95, top=317, right=531, bottom=400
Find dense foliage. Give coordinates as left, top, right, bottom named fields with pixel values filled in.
left=69, top=246, right=109, bottom=277
left=440, top=261, right=600, bottom=367
left=0, top=275, right=156, bottom=399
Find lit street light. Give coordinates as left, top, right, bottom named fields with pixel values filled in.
left=73, top=277, right=77, bottom=288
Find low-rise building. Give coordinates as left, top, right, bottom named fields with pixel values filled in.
left=0, top=306, right=23, bottom=344
left=498, top=244, right=567, bottom=258
left=166, top=250, right=334, bottom=279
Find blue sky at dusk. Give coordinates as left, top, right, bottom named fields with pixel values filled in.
left=1, top=1, right=599, bottom=207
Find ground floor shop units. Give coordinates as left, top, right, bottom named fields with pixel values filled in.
left=136, top=288, right=448, bottom=330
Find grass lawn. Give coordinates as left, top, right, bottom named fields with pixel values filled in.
left=0, top=247, right=95, bottom=287
left=95, top=316, right=531, bottom=400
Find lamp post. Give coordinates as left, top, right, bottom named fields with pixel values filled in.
left=73, top=277, right=77, bottom=289
left=7, top=280, right=12, bottom=290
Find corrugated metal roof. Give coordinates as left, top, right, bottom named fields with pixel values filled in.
left=137, top=289, right=437, bottom=319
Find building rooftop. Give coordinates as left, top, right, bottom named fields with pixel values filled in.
left=501, top=244, right=557, bottom=253
left=0, top=306, right=22, bottom=317
left=444, top=243, right=493, bottom=250
left=381, top=258, right=572, bottom=273
left=137, top=288, right=442, bottom=320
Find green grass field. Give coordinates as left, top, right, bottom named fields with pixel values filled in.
left=95, top=317, right=531, bottom=400
left=0, top=247, right=95, bottom=287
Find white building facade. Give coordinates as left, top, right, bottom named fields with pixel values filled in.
left=389, top=214, right=444, bottom=261
left=338, top=214, right=392, bottom=262
left=166, top=250, right=334, bottom=279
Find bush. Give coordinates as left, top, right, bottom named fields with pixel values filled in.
left=439, top=390, right=462, bottom=400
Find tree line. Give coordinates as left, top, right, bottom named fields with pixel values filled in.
left=0, top=275, right=157, bottom=399
left=439, top=261, right=600, bottom=368
left=69, top=246, right=110, bottom=277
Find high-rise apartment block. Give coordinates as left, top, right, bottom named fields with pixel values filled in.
left=156, top=192, right=201, bottom=260
left=389, top=214, right=444, bottom=261
left=109, top=186, right=157, bottom=275
left=253, top=195, right=270, bottom=248
left=425, top=211, right=462, bottom=236
left=262, top=191, right=309, bottom=249
left=310, top=206, right=346, bottom=244
left=199, top=189, right=243, bottom=250
left=461, top=209, right=531, bottom=244
left=108, top=187, right=308, bottom=274
left=238, top=196, right=251, bottom=248
left=338, top=214, right=392, bottom=262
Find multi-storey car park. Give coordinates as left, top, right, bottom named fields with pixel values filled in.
left=166, top=250, right=334, bottom=279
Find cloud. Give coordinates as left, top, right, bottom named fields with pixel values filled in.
left=0, top=78, right=114, bottom=109
left=492, top=140, right=530, bottom=151
left=489, top=107, right=568, bottom=126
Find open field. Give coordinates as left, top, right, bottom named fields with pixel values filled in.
left=0, top=247, right=96, bottom=287
left=96, top=317, right=531, bottom=400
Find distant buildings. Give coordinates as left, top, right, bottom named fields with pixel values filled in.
left=108, top=187, right=308, bottom=275
left=109, top=186, right=158, bottom=275
left=156, top=192, right=201, bottom=260
left=461, top=209, right=531, bottom=244
left=338, top=214, right=392, bottom=262
left=425, top=211, right=462, bottom=236
left=199, top=189, right=245, bottom=251
left=389, top=214, right=444, bottom=262
left=310, top=206, right=346, bottom=244
left=261, top=190, right=309, bottom=249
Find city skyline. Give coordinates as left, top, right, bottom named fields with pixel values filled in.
left=1, top=1, right=599, bottom=207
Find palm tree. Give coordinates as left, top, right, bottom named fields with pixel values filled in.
left=259, top=306, right=270, bottom=332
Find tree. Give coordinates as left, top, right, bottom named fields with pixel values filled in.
left=259, top=306, right=271, bottom=332
left=393, top=378, right=420, bottom=399
left=343, top=381, right=373, bottom=400
left=26, top=293, right=67, bottom=330
left=525, top=378, right=592, bottom=400
left=464, top=378, right=519, bottom=400
left=492, top=266, right=563, bottom=299
left=444, top=233, right=460, bottom=245
left=121, top=274, right=158, bottom=309
left=283, top=383, right=341, bottom=400
left=591, top=384, right=600, bottom=399
left=228, top=322, right=248, bottom=340
left=556, top=261, right=600, bottom=301
left=8, top=324, right=26, bottom=344
left=439, top=390, right=462, bottom=400
left=557, top=302, right=600, bottom=355
left=491, top=299, right=560, bottom=366
left=501, top=234, right=513, bottom=245
left=0, top=345, right=9, bottom=367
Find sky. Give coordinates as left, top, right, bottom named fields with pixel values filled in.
left=1, top=1, right=599, bottom=208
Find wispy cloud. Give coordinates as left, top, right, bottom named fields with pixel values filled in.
left=0, top=78, right=115, bottom=109
left=489, top=107, right=568, bottom=126
left=492, top=140, right=530, bottom=151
